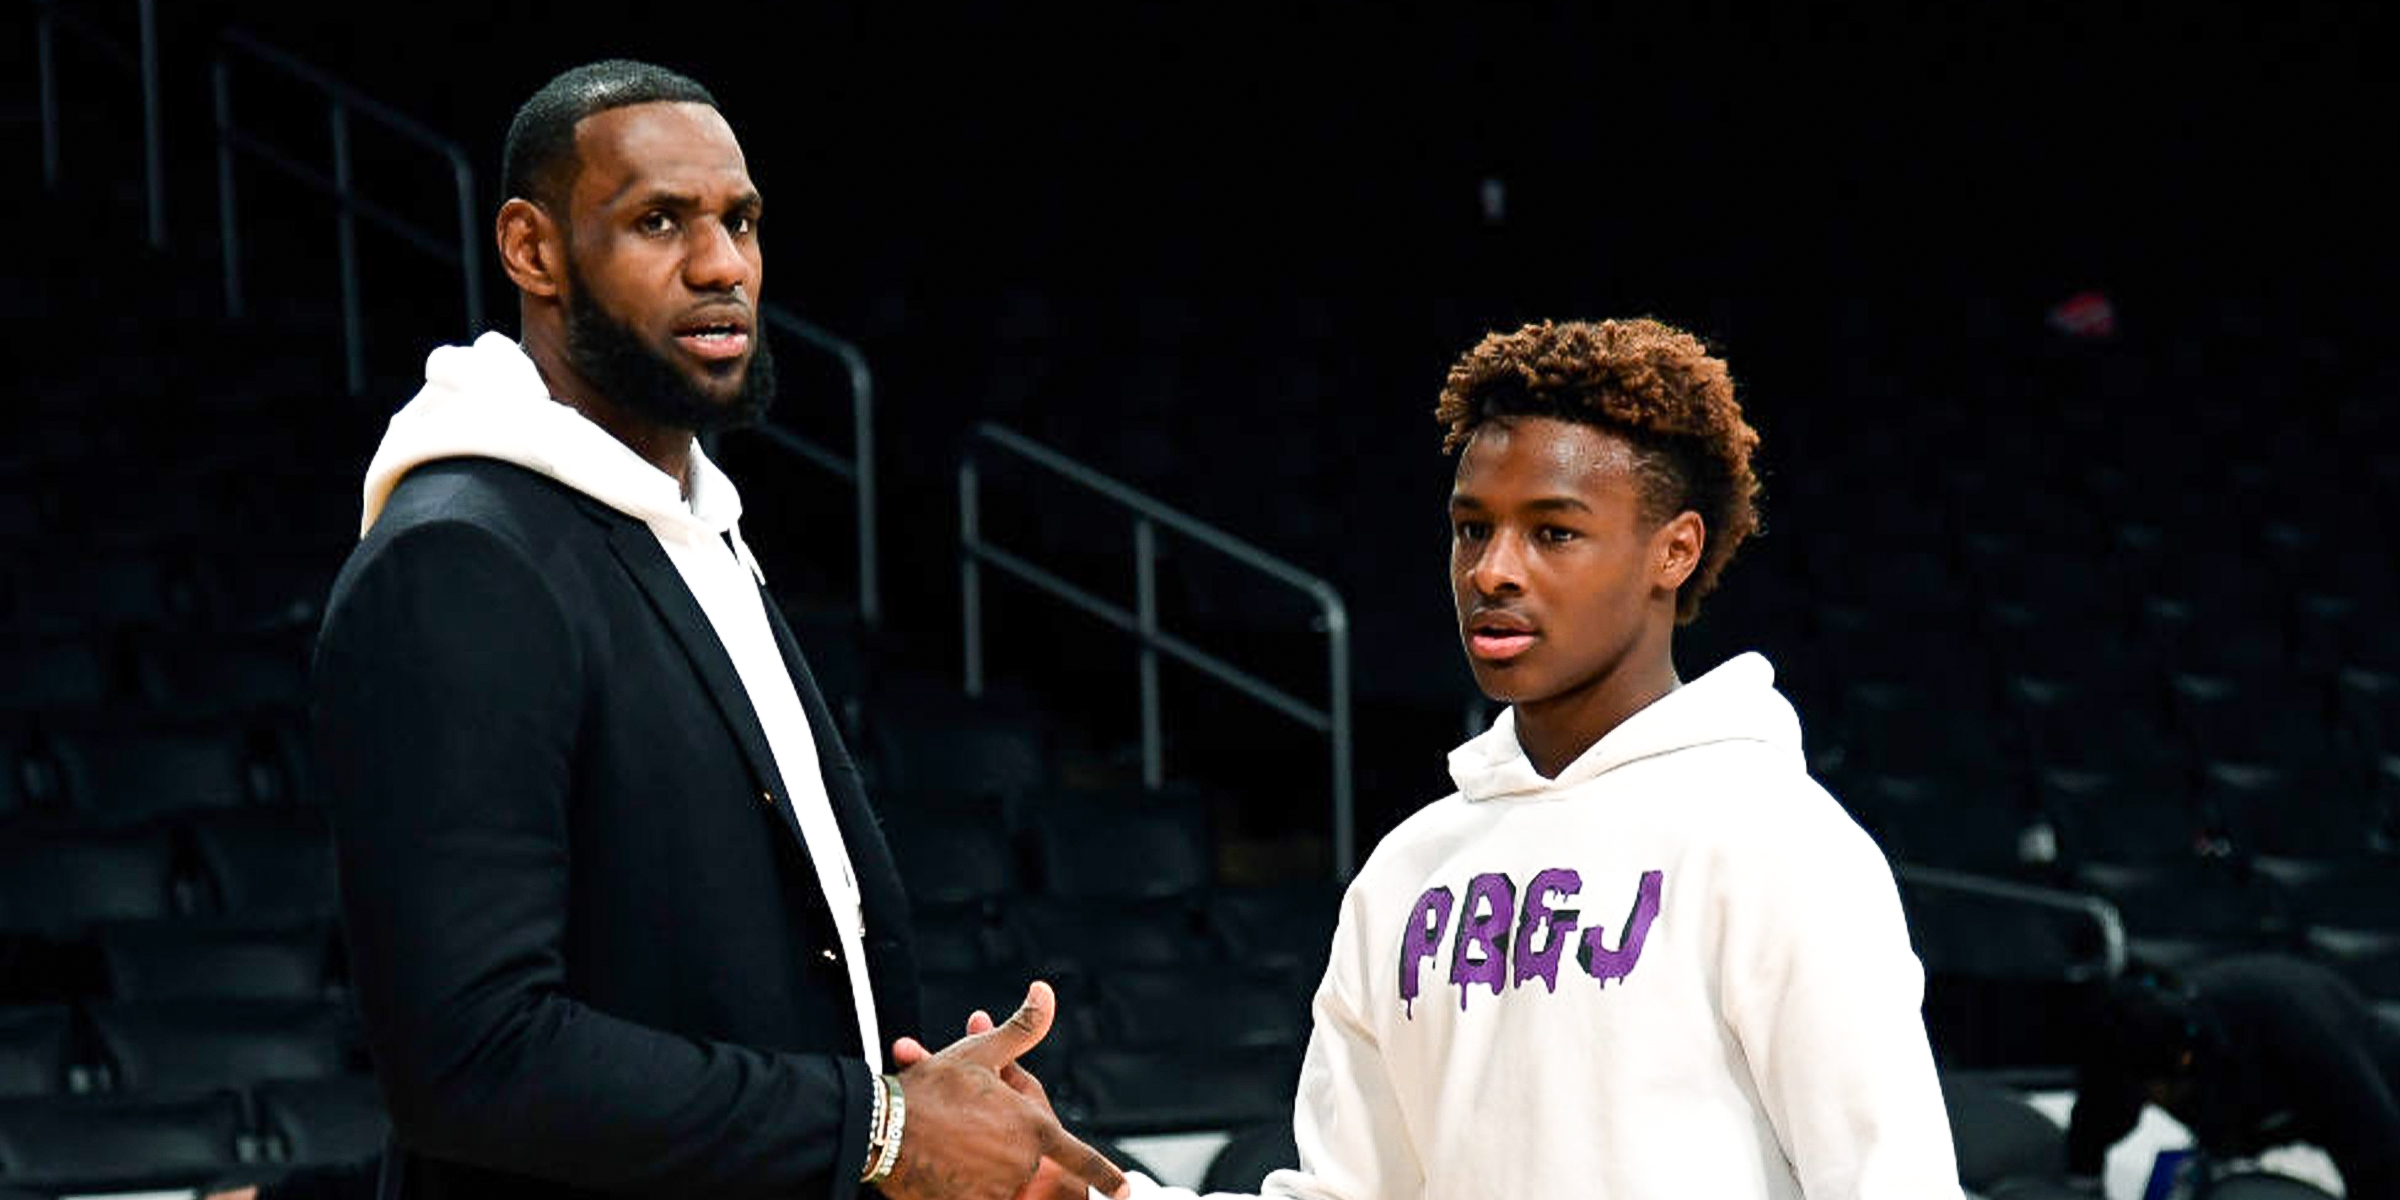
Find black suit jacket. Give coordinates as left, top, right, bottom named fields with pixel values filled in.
left=312, top=457, right=920, bottom=1200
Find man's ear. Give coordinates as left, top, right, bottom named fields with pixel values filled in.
left=498, top=197, right=564, bottom=298
left=1654, top=510, right=1705, bottom=591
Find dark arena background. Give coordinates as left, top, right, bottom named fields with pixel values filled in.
left=3, top=0, right=2395, bottom=1196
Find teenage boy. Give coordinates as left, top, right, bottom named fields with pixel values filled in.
left=991, top=318, right=1962, bottom=1198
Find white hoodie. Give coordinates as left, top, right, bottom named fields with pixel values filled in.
left=1130, top=653, right=1961, bottom=1200
left=358, top=332, right=883, bottom=1073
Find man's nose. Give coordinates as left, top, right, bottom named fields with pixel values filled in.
left=686, top=223, right=749, bottom=293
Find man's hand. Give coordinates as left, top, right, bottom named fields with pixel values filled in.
left=881, top=981, right=1129, bottom=1200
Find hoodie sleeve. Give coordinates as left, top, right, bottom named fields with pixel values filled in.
left=1119, top=895, right=1422, bottom=1200
left=1718, top=786, right=1965, bottom=1200
left=313, top=518, right=874, bottom=1200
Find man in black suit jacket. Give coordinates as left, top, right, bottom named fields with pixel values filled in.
left=312, top=60, right=1124, bottom=1200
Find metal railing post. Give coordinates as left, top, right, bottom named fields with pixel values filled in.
left=137, top=0, right=161, bottom=248
left=1136, top=519, right=1163, bottom=789
left=36, top=2, right=59, bottom=190
left=1325, top=592, right=1353, bottom=878
left=450, top=151, right=483, bottom=335
left=212, top=59, right=242, bottom=317
left=329, top=102, right=364, bottom=394
left=961, top=458, right=984, bottom=697
left=853, top=358, right=879, bottom=628
left=960, top=423, right=1356, bottom=879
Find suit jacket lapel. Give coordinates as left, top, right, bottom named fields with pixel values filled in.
left=760, top=593, right=923, bottom=1036
left=600, top=519, right=811, bottom=855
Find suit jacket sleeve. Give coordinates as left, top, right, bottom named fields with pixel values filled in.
left=313, top=518, right=873, bottom=1200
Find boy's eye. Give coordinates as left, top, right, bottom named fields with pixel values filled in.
left=1537, top=526, right=1578, bottom=544
left=1454, top=521, right=1489, bottom=540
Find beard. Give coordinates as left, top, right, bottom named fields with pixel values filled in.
left=562, top=265, right=777, bottom=434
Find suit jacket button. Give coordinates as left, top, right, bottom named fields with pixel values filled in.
left=820, top=948, right=838, bottom=963
left=760, top=790, right=775, bottom=806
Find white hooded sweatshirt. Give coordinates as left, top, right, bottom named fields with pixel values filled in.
left=358, top=332, right=883, bottom=1072
left=1129, top=652, right=1961, bottom=1200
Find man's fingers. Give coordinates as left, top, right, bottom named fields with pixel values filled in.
left=957, top=980, right=1054, bottom=1067
left=1039, top=1122, right=1129, bottom=1199
left=1000, top=1060, right=1049, bottom=1103
left=891, top=1035, right=932, bottom=1067
left=965, top=1009, right=995, bottom=1035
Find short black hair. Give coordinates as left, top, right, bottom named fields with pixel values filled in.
left=502, top=59, right=718, bottom=212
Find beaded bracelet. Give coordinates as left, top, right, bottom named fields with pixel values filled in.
left=859, top=1073, right=891, bottom=1183
left=863, top=1074, right=906, bottom=1185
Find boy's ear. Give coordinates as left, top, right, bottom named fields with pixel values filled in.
left=1655, top=511, right=1705, bottom=590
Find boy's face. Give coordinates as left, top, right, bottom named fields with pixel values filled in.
left=1449, top=415, right=1694, bottom=706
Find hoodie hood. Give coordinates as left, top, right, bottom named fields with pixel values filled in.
left=1447, top=651, right=1803, bottom=802
left=360, top=332, right=762, bottom=579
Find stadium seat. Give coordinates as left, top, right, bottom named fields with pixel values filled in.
left=131, top=630, right=312, bottom=713
left=1202, top=1121, right=1300, bottom=1193
left=0, top=635, right=118, bottom=712
left=2198, top=1173, right=2340, bottom=1199
left=1065, top=1043, right=1301, bottom=1135
left=1207, top=880, right=1342, bottom=980
left=50, top=716, right=289, bottom=824
left=1024, top=788, right=1214, bottom=900
left=864, top=686, right=1053, bottom=808
left=1, top=554, right=201, bottom=636
left=0, top=1006, right=73, bottom=1099
left=0, top=726, right=54, bottom=821
left=0, top=1090, right=254, bottom=1192
left=1851, top=771, right=2053, bottom=879
left=1940, top=1073, right=2066, bottom=1193
left=198, top=553, right=340, bottom=634
left=187, top=808, right=339, bottom=921
left=253, top=1075, right=388, bottom=1167
left=908, top=903, right=1030, bottom=975
left=2039, top=765, right=2213, bottom=867
left=96, top=919, right=336, bottom=1002
left=880, top=802, right=1023, bottom=912
left=2073, top=861, right=2300, bottom=969
left=88, top=998, right=356, bottom=1093
left=1014, top=895, right=1212, bottom=978
left=0, top=826, right=182, bottom=934
left=1092, top=965, right=1311, bottom=1051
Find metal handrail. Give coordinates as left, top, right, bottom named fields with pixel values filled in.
left=34, top=0, right=165, bottom=248
left=960, top=422, right=1356, bottom=878
left=1896, top=863, right=2128, bottom=978
left=210, top=28, right=484, bottom=395
left=746, top=306, right=881, bottom=628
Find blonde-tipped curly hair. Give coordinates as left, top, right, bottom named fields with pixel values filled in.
left=1436, top=318, right=1762, bottom=624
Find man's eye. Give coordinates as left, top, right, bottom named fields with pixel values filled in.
left=1454, top=521, right=1488, bottom=540
left=729, top=214, right=757, bottom=236
left=1537, top=526, right=1578, bottom=544
left=637, top=212, right=675, bottom=235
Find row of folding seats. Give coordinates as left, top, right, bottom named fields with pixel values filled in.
left=1840, top=759, right=2397, bottom=873
left=2, top=917, right=344, bottom=1009
left=0, top=811, right=336, bottom=950
left=0, top=1075, right=383, bottom=1194
left=0, top=551, right=338, bottom=638
left=2, top=713, right=315, bottom=826
left=0, top=998, right=361, bottom=1098
left=0, top=630, right=314, bottom=715
left=908, top=882, right=1339, bottom=977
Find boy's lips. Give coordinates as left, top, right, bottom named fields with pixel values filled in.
left=1468, top=631, right=1537, bottom=661
left=1465, top=609, right=1538, bottom=662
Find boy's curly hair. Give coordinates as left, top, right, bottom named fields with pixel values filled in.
left=1435, top=318, right=1762, bottom=624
